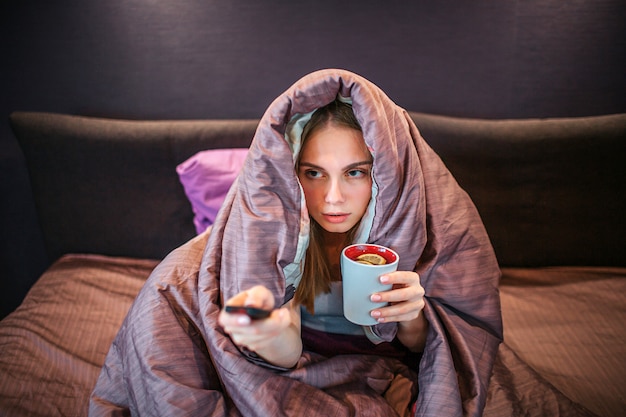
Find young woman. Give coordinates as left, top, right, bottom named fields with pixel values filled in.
left=219, top=99, right=428, bottom=369
left=91, top=69, right=502, bottom=417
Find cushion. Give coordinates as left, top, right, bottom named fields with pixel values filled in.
left=177, top=148, right=248, bottom=233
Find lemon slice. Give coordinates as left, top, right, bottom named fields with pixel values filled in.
left=356, top=253, right=387, bottom=265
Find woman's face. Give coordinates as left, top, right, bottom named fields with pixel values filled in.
left=297, top=123, right=373, bottom=235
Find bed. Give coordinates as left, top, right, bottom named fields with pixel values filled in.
left=1, top=111, right=624, bottom=416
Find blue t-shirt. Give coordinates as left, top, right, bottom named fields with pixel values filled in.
left=300, top=281, right=364, bottom=336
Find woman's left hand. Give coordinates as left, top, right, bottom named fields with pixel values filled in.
left=370, top=271, right=425, bottom=323
left=370, top=270, right=428, bottom=351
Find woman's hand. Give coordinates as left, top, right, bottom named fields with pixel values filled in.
left=219, top=285, right=288, bottom=351
left=369, top=271, right=428, bottom=352
left=218, top=285, right=302, bottom=368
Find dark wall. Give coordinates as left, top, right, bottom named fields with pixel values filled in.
left=3, top=1, right=625, bottom=120
left=1, top=0, right=625, bottom=316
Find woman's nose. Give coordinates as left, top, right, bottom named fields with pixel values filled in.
left=325, top=179, right=345, bottom=204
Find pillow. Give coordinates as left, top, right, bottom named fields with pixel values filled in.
left=177, top=148, right=248, bottom=234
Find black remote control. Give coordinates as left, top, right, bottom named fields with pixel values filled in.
left=224, top=305, right=272, bottom=320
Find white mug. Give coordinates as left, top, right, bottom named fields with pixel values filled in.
left=341, top=243, right=399, bottom=326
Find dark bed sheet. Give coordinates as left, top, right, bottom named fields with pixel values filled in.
left=0, top=256, right=623, bottom=416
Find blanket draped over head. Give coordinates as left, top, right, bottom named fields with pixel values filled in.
left=90, top=69, right=503, bottom=417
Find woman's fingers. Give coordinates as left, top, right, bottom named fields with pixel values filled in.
left=371, top=271, right=423, bottom=302
left=372, top=298, right=425, bottom=323
left=370, top=271, right=425, bottom=323
left=241, top=285, right=276, bottom=310
left=223, top=308, right=289, bottom=351
left=219, top=285, right=276, bottom=335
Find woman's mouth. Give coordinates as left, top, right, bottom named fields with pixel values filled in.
left=322, top=213, right=350, bottom=224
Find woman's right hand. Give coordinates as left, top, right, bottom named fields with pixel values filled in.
left=218, top=285, right=302, bottom=367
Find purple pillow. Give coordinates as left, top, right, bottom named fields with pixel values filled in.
left=177, top=148, right=248, bottom=234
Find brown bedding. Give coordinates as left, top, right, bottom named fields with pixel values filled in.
left=1, top=251, right=623, bottom=416
left=0, top=254, right=158, bottom=417
left=499, top=267, right=626, bottom=417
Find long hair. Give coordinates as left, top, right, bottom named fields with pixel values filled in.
left=294, top=99, right=365, bottom=313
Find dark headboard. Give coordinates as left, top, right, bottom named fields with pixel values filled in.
left=410, top=112, right=626, bottom=267
left=10, top=112, right=258, bottom=262
left=11, top=111, right=626, bottom=270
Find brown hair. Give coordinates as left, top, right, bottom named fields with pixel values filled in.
left=294, top=99, right=365, bottom=313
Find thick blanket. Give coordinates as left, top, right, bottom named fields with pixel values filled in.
left=91, top=69, right=504, bottom=416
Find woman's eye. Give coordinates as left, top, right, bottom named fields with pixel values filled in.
left=305, top=169, right=322, bottom=178
left=347, top=169, right=367, bottom=178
